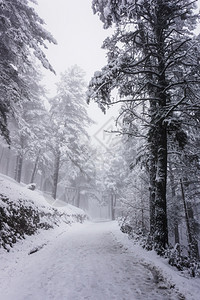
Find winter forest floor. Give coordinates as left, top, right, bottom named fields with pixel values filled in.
left=0, top=221, right=200, bottom=300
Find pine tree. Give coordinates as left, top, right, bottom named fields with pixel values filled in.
left=10, top=64, right=48, bottom=183
left=88, top=0, right=200, bottom=253
left=48, top=65, right=93, bottom=199
left=0, top=0, right=56, bottom=142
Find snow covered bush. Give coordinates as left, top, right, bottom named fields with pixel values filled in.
left=0, top=193, right=43, bottom=250
left=119, top=216, right=200, bottom=277
left=0, top=192, right=87, bottom=252
left=166, top=246, right=200, bottom=278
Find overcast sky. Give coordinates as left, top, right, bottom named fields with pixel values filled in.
left=37, top=0, right=113, bottom=81
left=36, top=0, right=119, bottom=145
left=36, top=0, right=200, bottom=147
left=36, top=0, right=200, bottom=82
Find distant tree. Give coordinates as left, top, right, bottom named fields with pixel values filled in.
left=88, top=0, right=200, bottom=253
left=10, top=64, right=48, bottom=183
left=0, top=0, right=56, bottom=143
left=48, top=66, right=93, bottom=199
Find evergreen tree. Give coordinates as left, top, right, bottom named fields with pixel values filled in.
left=0, top=0, right=56, bottom=142
left=88, top=0, right=200, bottom=253
left=10, top=64, right=48, bottom=183
left=48, top=65, right=93, bottom=199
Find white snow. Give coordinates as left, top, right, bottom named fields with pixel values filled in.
left=0, top=173, right=85, bottom=217
left=0, top=173, right=200, bottom=300
left=0, top=220, right=200, bottom=300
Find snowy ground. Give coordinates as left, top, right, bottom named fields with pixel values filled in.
left=1, top=221, right=199, bottom=300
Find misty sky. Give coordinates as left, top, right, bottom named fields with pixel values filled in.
left=37, top=0, right=113, bottom=85
left=36, top=0, right=118, bottom=143
left=36, top=0, right=200, bottom=145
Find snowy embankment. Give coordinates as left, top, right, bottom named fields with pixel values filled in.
left=112, top=224, right=200, bottom=300
left=0, top=173, right=87, bottom=251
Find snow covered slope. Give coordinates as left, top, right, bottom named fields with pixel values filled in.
left=0, top=173, right=87, bottom=251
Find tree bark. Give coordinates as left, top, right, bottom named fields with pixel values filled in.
left=76, top=188, right=80, bottom=208
left=15, top=152, right=23, bottom=183
left=153, top=15, right=169, bottom=251
left=187, top=201, right=199, bottom=260
left=180, top=179, right=199, bottom=259
left=137, top=20, right=157, bottom=237
left=0, top=146, right=5, bottom=169
left=168, top=162, right=180, bottom=247
left=148, top=125, right=157, bottom=236
left=110, top=193, right=115, bottom=220
left=52, top=151, right=60, bottom=200
left=5, top=148, right=11, bottom=176
left=30, top=151, right=41, bottom=183
left=154, top=122, right=168, bottom=251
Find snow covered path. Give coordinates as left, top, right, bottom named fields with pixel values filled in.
left=0, top=221, right=193, bottom=300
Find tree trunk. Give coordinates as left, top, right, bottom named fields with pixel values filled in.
left=40, top=169, right=45, bottom=191
left=30, top=151, right=41, bottom=183
left=52, top=151, right=60, bottom=200
left=168, top=162, right=180, bottom=248
left=187, top=201, right=199, bottom=260
left=180, top=179, right=199, bottom=259
left=76, top=188, right=80, bottom=208
left=137, top=20, right=157, bottom=238
left=153, top=17, right=169, bottom=252
left=154, top=122, right=168, bottom=251
left=0, top=146, right=5, bottom=170
left=148, top=128, right=157, bottom=236
left=111, top=193, right=115, bottom=220
left=5, top=148, right=11, bottom=176
left=15, top=152, right=23, bottom=183
left=148, top=77, right=168, bottom=252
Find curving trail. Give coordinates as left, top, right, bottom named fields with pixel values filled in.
left=0, top=222, right=181, bottom=300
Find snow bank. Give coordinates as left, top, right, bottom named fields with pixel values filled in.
left=0, top=174, right=87, bottom=251
left=111, top=222, right=200, bottom=300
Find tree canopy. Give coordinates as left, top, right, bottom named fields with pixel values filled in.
left=0, top=0, right=56, bottom=142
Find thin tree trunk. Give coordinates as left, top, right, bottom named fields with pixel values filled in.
left=14, top=155, right=19, bottom=180
left=52, top=151, right=60, bottom=200
left=140, top=185, right=145, bottom=234
left=5, top=148, right=11, bottom=176
left=76, top=187, right=80, bottom=208
left=180, top=179, right=193, bottom=257
left=187, top=201, right=199, bottom=260
left=0, top=146, right=5, bottom=170
left=180, top=179, right=199, bottom=259
left=148, top=130, right=157, bottom=236
left=15, top=152, right=23, bottom=183
left=111, top=193, right=115, bottom=220
left=73, top=189, right=78, bottom=206
left=30, top=151, right=41, bottom=183
left=40, top=169, right=44, bottom=191
left=168, top=162, right=180, bottom=248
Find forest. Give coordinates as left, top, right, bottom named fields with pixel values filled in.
left=0, top=0, right=200, bottom=280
